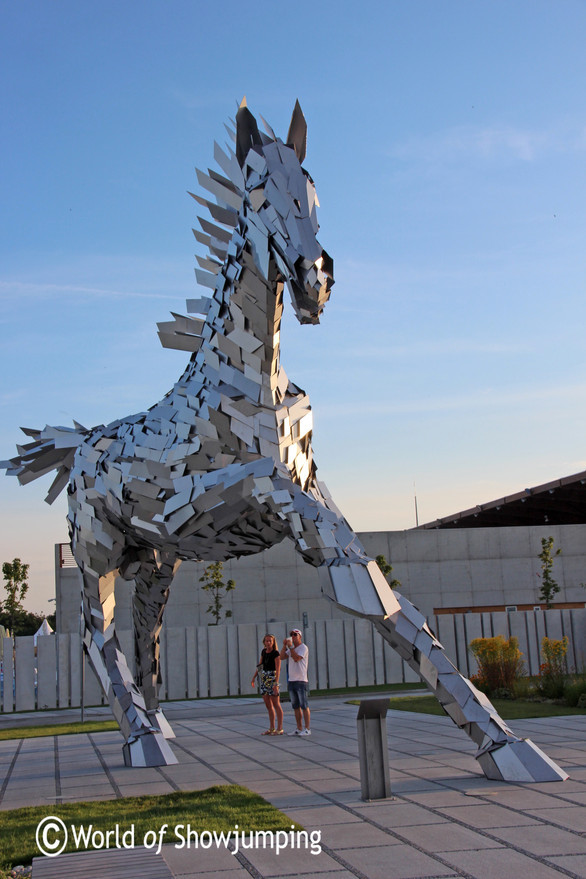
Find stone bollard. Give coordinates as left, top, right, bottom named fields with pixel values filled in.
left=356, top=698, right=392, bottom=800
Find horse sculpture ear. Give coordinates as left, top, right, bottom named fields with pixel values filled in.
left=286, top=99, right=307, bottom=163
left=236, top=98, right=263, bottom=168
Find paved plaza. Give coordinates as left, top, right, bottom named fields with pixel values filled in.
left=1, top=696, right=586, bottom=878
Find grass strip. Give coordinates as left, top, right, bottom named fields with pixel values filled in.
left=310, top=682, right=425, bottom=697
left=0, top=785, right=301, bottom=871
left=0, top=720, right=119, bottom=741
left=353, top=694, right=586, bottom=719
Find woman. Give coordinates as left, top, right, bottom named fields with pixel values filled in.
left=251, top=633, right=284, bottom=735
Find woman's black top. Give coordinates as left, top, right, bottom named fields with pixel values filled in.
left=261, top=648, right=279, bottom=672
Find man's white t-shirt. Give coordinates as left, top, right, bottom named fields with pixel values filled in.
left=285, top=643, right=308, bottom=682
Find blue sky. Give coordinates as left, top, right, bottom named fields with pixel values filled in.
left=2, top=0, right=586, bottom=612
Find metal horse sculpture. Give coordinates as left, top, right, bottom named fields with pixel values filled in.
left=3, top=101, right=566, bottom=781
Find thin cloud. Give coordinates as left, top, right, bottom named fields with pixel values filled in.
left=388, top=121, right=586, bottom=166
left=0, top=280, right=180, bottom=301
left=354, top=338, right=531, bottom=358
left=319, top=381, right=586, bottom=418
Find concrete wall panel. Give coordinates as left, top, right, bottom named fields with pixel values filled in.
left=15, top=636, right=35, bottom=711
left=2, top=638, right=13, bottom=712
left=208, top=626, right=228, bottom=697
left=343, top=619, right=358, bottom=687
left=324, top=619, right=346, bottom=688
left=197, top=626, right=210, bottom=698
left=524, top=612, right=541, bottom=675
left=166, top=628, right=187, bottom=700
left=186, top=628, right=198, bottom=698
left=57, top=634, right=70, bottom=708
left=355, top=619, right=375, bottom=686
left=37, top=636, right=57, bottom=709
left=434, top=615, right=458, bottom=669
left=83, top=653, right=104, bottom=707
left=237, top=624, right=259, bottom=696
left=544, top=609, right=564, bottom=641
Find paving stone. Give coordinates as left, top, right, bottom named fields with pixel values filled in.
left=529, top=805, right=586, bottom=833
left=398, top=821, right=504, bottom=853
left=319, top=821, right=401, bottom=849
left=268, top=791, right=333, bottom=810
left=436, top=803, right=542, bottom=829
left=162, top=843, right=242, bottom=873
left=488, top=788, right=576, bottom=810
left=545, top=853, right=586, bottom=873
left=234, top=844, right=339, bottom=876
left=353, top=801, right=448, bottom=828
left=488, top=823, right=586, bottom=855
left=403, top=789, right=484, bottom=808
left=291, top=872, right=356, bottom=879
left=440, top=847, right=573, bottom=879
left=339, top=843, right=455, bottom=879
left=116, top=781, right=177, bottom=797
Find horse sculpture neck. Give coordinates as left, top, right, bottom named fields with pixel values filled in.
left=162, top=133, right=314, bottom=421
left=177, top=245, right=286, bottom=411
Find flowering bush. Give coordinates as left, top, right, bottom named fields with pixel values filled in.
left=537, top=636, right=569, bottom=699
left=468, top=635, right=525, bottom=696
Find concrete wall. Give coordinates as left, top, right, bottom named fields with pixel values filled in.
left=4, top=608, right=585, bottom=711
left=361, top=524, right=586, bottom=618
left=55, top=524, right=586, bottom=634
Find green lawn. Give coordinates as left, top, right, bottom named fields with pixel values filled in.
left=0, top=786, right=301, bottom=872
left=382, top=694, right=586, bottom=719
left=0, top=720, right=119, bottom=741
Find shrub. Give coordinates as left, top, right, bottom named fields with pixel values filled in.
left=512, top=675, right=534, bottom=700
left=469, top=636, right=525, bottom=696
left=537, top=636, right=569, bottom=699
left=563, top=672, right=586, bottom=707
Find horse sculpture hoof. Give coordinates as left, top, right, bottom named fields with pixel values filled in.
left=147, top=710, right=176, bottom=740
left=476, top=738, right=568, bottom=782
left=122, top=731, right=178, bottom=767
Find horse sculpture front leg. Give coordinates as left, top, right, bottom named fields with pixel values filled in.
left=271, top=476, right=568, bottom=782
left=80, top=560, right=178, bottom=767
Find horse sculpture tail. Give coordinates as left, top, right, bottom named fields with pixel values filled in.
left=1, top=423, right=90, bottom=504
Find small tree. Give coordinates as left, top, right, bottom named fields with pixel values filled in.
left=537, top=537, right=562, bottom=608
left=199, top=561, right=235, bottom=625
left=1, top=558, right=30, bottom=636
left=376, top=554, right=402, bottom=591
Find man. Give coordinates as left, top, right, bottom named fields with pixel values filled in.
left=280, top=628, right=310, bottom=735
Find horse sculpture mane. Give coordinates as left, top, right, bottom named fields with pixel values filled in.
left=2, top=100, right=567, bottom=782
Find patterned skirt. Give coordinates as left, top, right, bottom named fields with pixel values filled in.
left=260, top=670, right=279, bottom=696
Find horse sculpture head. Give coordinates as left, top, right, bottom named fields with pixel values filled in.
left=235, top=99, right=334, bottom=324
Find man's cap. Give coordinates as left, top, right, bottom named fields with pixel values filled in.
left=290, top=628, right=302, bottom=636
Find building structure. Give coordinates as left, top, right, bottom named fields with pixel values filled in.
left=55, top=513, right=586, bottom=633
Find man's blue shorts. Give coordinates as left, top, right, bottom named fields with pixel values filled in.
left=288, top=680, right=309, bottom=710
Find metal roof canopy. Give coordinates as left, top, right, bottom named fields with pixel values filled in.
left=419, top=470, right=586, bottom=529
